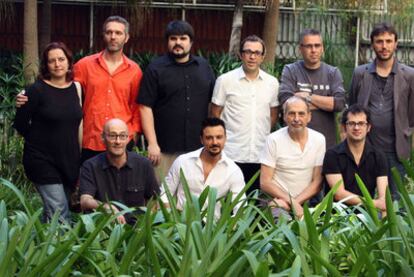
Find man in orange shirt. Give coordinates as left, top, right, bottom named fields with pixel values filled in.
left=75, top=16, right=142, bottom=162
left=16, top=16, right=142, bottom=163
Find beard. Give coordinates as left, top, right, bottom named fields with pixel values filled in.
left=169, top=45, right=190, bottom=59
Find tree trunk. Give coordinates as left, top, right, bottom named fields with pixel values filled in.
left=23, top=0, right=38, bottom=84
left=262, top=0, right=280, bottom=67
left=39, top=0, right=52, bottom=53
left=228, top=0, right=244, bottom=57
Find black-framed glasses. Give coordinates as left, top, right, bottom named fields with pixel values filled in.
left=345, top=121, right=368, bottom=128
left=241, top=49, right=264, bottom=57
left=105, top=132, right=129, bottom=141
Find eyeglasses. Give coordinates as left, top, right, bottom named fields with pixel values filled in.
left=241, top=49, right=264, bottom=57
left=105, top=132, right=129, bottom=141
left=345, top=121, right=368, bottom=128
left=300, top=43, right=322, bottom=49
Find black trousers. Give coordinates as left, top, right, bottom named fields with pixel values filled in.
left=235, top=162, right=261, bottom=197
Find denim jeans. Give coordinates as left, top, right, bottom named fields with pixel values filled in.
left=386, top=152, right=406, bottom=200
left=36, top=183, right=71, bottom=223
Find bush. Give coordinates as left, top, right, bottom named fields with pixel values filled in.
left=0, top=165, right=414, bottom=276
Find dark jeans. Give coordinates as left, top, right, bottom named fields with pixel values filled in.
left=386, top=152, right=405, bottom=200
left=36, top=183, right=71, bottom=223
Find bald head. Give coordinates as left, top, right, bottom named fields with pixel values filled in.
left=103, top=118, right=129, bottom=134
left=102, top=118, right=130, bottom=158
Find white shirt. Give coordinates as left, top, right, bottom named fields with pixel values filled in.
left=212, top=67, right=279, bottom=163
left=161, top=148, right=246, bottom=218
left=260, top=127, right=325, bottom=197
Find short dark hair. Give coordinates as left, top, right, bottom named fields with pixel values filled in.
left=240, top=35, right=266, bottom=55
left=164, top=20, right=194, bottom=41
left=299, top=29, right=321, bottom=44
left=341, top=104, right=371, bottom=125
left=370, top=22, right=398, bottom=43
left=103, top=15, right=129, bottom=34
left=200, top=117, right=226, bottom=136
left=39, top=42, right=73, bottom=82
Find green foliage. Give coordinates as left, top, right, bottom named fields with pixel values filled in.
left=1, top=161, right=414, bottom=275
left=0, top=55, right=28, bottom=192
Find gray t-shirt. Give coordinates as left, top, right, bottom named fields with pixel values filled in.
left=279, top=61, right=346, bottom=147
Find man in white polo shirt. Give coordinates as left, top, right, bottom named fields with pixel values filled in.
left=211, top=35, right=279, bottom=195
left=260, top=96, right=325, bottom=218
left=161, top=117, right=245, bottom=219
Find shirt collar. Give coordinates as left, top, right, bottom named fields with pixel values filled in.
left=237, top=66, right=264, bottom=81
left=165, top=53, right=198, bottom=66
left=370, top=58, right=398, bottom=75
left=96, top=51, right=131, bottom=71
left=101, top=152, right=132, bottom=170
left=334, top=139, right=375, bottom=159
left=190, top=147, right=229, bottom=166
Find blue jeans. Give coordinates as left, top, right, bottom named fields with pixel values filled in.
left=36, top=183, right=71, bottom=223
left=386, top=152, right=406, bottom=200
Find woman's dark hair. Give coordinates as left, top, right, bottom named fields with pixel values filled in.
left=39, top=42, right=74, bottom=82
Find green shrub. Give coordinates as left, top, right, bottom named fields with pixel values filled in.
left=1, top=164, right=414, bottom=276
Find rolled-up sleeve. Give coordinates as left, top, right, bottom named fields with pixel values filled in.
left=331, top=67, right=346, bottom=112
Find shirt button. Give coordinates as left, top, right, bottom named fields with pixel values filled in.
left=186, top=86, right=190, bottom=89
left=186, top=97, right=190, bottom=100
left=105, top=117, right=108, bottom=120
left=108, top=90, right=111, bottom=93
left=185, top=75, right=189, bottom=79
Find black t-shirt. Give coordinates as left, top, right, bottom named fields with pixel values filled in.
left=137, top=54, right=215, bottom=153
left=79, top=152, right=160, bottom=222
left=322, top=140, right=388, bottom=197
left=14, top=79, right=82, bottom=187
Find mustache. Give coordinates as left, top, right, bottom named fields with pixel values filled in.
left=173, top=45, right=184, bottom=50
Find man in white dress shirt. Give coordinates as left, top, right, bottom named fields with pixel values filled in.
left=211, top=35, right=279, bottom=195
left=161, top=117, right=245, bottom=218
left=260, top=96, right=325, bottom=218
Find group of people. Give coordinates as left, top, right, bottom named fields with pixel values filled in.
left=14, top=16, right=413, bottom=224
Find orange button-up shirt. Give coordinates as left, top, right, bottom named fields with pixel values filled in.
left=74, top=51, right=142, bottom=151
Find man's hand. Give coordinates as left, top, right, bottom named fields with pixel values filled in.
left=373, top=198, right=386, bottom=212
left=103, top=203, right=126, bottom=224
left=294, top=91, right=317, bottom=110
left=291, top=199, right=304, bottom=219
left=16, top=90, right=28, bottom=108
left=147, top=143, right=161, bottom=166
left=270, top=198, right=290, bottom=210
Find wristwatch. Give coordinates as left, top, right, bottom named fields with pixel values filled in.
left=305, top=94, right=312, bottom=103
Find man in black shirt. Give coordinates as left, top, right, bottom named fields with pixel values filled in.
left=323, top=105, right=387, bottom=214
left=137, top=20, right=215, bottom=179
left=80, top=118, right=159, bottom=224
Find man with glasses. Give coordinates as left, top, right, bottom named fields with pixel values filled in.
left=323, top=104, right=388, bottom=214
left=279, top=28, right=346, bottom=148
left=79, top=118, right=159, bottom=224
left=211, top=35, right=279, bottom=196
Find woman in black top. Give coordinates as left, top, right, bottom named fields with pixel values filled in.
left=14, top=42, right=82, bottom=223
